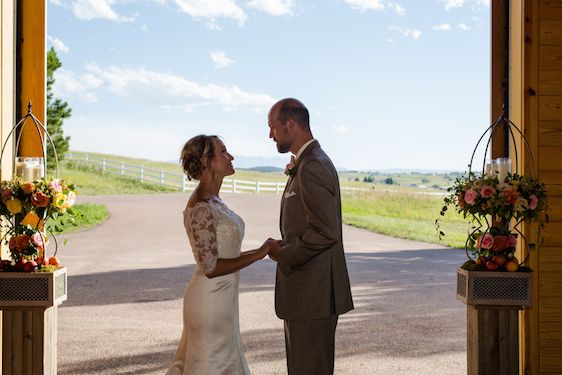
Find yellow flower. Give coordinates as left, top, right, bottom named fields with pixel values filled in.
left=6, top=198, right=22, bottom=214
left=52, top=192, right=66, bottom=207
left=20, top=211, right=45, bottom=230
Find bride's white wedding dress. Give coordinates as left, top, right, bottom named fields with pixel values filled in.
left=166, top=196, right=251, bottom=375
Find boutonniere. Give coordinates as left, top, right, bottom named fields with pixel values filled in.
left=284, top=155, right=296, bottom=177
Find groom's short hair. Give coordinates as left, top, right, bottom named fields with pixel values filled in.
left=277, top=98, right=310, bottom=132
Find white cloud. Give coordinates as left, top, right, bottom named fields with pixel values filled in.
left=459, top=23, right=471, bottom=31
left=47, top=36, right=70, bottom=53
left=53, top=68, right=104, bottom=103
left=442, top=0, right=489, bottom=11
left=388, top=2, right=405, bottom=16
left=246, top=0, right=295, bottom=16
left=389, top=26, right=421, bottom=40
left=71, top=0, right=136, bottom=22
left=432, top=23, right=451, bottom=31
left=443, top=0, right=465, bottom=10
left=49, top=0, right=63, bottom=5
left=332, top=125, right=348, bottom=134
left=343, top=0, right=384, bottom=13
left=172, top=0, right=247, bottom=25
left=81, top=64, right=274, bottom=112
left=210, top=50, right=235, bottom=69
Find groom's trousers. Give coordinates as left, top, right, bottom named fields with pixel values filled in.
left=284, top=315, right=338, bottom=375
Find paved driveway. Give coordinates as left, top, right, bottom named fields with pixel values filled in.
left=55, top=192, right=467, bottom=374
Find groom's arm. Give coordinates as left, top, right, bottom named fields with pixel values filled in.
left=274, top=158, right=340, bottom=275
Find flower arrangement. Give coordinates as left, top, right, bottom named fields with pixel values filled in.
left=0, top=176, right=78, bottom=272
left=437, top=170, right=547, bottom=272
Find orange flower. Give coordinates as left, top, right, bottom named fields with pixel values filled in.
left=23, top=182, right=35, bottom=194
left=502, top=189, right=520, bottom=205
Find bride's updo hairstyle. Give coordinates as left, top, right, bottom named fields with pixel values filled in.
left=180, top=135, right=219, bottom=180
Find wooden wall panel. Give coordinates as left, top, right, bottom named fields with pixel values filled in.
left=539, top=120, right=562, bottom=144
left=538, top=145, right=562, bottom=172
left=540, top=71, right=562, bottom=95
left=539, top=96, right=562, bottom=120
left=539, top=46, right=562, bottom=70
left=541, top=20, right=562, bottom=43
left=540, top=0, right=562, bottom=21
left=539, top=321, right=562, bottom=374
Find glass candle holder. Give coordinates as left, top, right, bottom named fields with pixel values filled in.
left=15, top=157, right=44, bottom=182
left=496, top=157, right=511, bottom=182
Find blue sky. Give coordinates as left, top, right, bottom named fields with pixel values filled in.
left=47, top=0, right=490, bottom=171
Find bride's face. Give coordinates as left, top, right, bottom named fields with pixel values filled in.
left=208, top=138, right=235, bottom=178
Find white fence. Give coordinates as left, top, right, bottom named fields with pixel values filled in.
left=65, top=153, right=287, bottom=193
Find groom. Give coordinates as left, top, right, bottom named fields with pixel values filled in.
left=267, top=98, right=354, bottom=374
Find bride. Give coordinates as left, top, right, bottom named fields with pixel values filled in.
left=166, top=135, right=281, bottom=375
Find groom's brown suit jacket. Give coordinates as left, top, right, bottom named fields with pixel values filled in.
left=275, top=140, right=354, bottom=320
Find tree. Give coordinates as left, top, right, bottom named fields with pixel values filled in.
left=384, top=177, right=395, bottom=185
left=46, top=47, right=71, bottom=171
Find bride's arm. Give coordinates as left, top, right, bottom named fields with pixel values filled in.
left=205, top=239, right=279, bottom=278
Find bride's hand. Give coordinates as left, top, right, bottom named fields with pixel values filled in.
left=258, top=238, right=281, bottom=258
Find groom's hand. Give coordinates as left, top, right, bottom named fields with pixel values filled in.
left=268, top=239, right=283, bottom=262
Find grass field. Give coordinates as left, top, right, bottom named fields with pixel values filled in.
left=341, top=190, right=467, bottom=248
left=47, top=203, right=109, bottom=235
left=60, top=152, right=468, bottom=248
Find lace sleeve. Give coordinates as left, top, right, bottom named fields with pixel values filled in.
left=187, top=203, right=219, bottom=274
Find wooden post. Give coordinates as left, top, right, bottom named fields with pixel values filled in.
left=491, top=0, right=510, bottom=159
left=2, top=307, right=57, bottom=375
left=467, top=305, right=522, bottom=375
left=16, top=0, right=46, bottom=158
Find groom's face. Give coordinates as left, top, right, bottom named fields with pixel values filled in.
left=268, top=108, right=292, bottom=154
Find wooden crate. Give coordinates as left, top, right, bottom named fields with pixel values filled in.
left=456, top=267, right=532, bottom=306
left=0, top=268, right=67, bottom=308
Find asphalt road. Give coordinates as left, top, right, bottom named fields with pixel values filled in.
left=54, top=192, right=467, bottom=375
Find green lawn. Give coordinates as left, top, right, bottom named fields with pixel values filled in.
left=46, top=203, right=109, bottom=234
left=341, top=190, right=468, bottom=248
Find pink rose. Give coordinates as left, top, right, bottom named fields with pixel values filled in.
left=31, top=232, right=48, bottom=247
left=48, top=179, right=63, bottom=193
left=464, top=188, right=478, bottom=205
left=507, top=235, right=517, bottom=248
left=1, top=188, right=12, bottom=204
left=480, top=185, right=495, bottom=198
left=479, top=233, right=494, bottom=250
left=529, top=194, right=538, bottom=210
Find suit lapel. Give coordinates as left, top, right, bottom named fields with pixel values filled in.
left=279, top=141, right=320, bottom=237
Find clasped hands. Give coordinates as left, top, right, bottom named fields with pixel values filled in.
left=261, top=237, right=283, bottom=262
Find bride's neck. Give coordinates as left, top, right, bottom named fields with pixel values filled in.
left=197, top=175, right=222, bottom=199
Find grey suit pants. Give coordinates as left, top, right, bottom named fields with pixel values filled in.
left=284, top=315, right=338, bottom=375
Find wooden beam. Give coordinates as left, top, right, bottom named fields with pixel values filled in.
left=16, top=0, right=45, bottom=158
left=491, top=0, right=510, bottom=158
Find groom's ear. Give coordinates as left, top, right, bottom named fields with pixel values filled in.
left=286, top=118, right=298, bottom=132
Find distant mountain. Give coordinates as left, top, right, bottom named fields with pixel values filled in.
left=232, top=155, right=289, bottom=169
left=244, top=166, right=284, bottom=173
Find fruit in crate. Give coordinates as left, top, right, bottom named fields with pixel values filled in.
left=505, top=258, right=519, bottom=272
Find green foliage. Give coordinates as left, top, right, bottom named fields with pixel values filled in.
left=46, top=203, right=109, bottom=234
left=384, top=177, right=395, bottom=185
left=46, top=48, right=71, bottom=171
